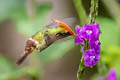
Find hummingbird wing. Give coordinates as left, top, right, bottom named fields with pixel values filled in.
left=46, top=17, right=78, bottom=30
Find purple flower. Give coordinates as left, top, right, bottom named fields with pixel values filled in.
left=107, top=69, right=117, bottom=80
left=89, top=36, right=101, bottom=54
left=76, top=25, right=81, bottom=34
left=84, top=49, right=100, bottom=67
left=96, top=69, right=117, bottom=80
left=80, top=23, right=101, bottom=39
left=75, top=37, right=84, bottom=44
left=75, top=25, right=84, bottom=44
left=74, top=23, right=101, bottom=67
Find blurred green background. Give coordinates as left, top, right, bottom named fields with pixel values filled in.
left=0, top=0, right=120, bottom=80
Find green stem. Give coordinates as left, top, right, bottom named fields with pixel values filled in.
left=77, top=56, right=85, bottom=80
left=73, top=0, right=87, bottom=26
left=77, top=41, right=88, bottom=80
left=89, top=0, right=99, bottom=24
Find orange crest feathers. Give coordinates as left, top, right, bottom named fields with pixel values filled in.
left=53, top=19, right=77, bottom=37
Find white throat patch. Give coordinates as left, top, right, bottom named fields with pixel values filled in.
left=29, top=38, right=38, bottom=45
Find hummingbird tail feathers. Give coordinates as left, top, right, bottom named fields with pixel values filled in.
left=16, top=53, right=29, bottom=65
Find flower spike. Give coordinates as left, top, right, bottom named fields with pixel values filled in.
left=74, top=23, right=101, bottom=67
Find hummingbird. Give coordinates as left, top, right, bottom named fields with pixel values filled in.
left=17, top=18, right=77, bottom=65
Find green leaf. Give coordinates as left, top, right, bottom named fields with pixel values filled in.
left=96, top=17, right=120, bottom=79
left=0, top=56, right=16, bottom=80
left=15, top=4, right=52, bottom=36
left=0, top=56, right=15, bottom=74
left=0, top=56, right=43, bottom=80
left=97, top=17, right=119, bottom=50
left=96, top=17, right=120, bottom=65
left=101, top=46, right=120, bottom=64
left=38, top=39, right=75, bottom=64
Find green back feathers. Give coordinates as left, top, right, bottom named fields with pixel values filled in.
left=47, top=27, right=68, bottom=35
left=32, top=26, right=68, bottom=44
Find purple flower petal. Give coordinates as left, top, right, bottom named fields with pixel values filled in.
left=91, top=23, right=101, bottom=36
left=80, top=23, right=101, bottom=39
left=80, top=24, right=93, bottom=39
left=75, top=25, right=84, bottom=44
left=75, top=25, right=81, bottom=34
left=96, top=69, right=117, bottom=80
left=107, top=69, right=117, bottom=80
left=80, top=46, right=84, bottom=53
left=89, top=36, right=101, bottom=54
left=84, top=49, right=100, bottom=67
left=75, top=37, right=83, bottom=44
